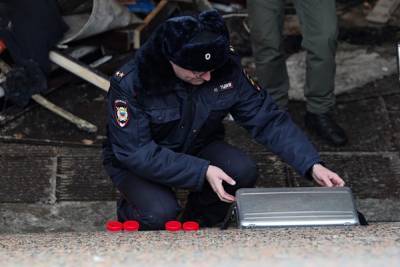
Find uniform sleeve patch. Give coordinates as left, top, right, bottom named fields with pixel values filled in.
left=243, top=69, right=261, bottom=91
left=114, top=100, right=129, bottom=127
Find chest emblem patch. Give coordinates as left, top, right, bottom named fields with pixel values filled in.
left=114, top=100, right=129, bottom=127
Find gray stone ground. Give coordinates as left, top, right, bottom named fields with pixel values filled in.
left=241, top=43, right=398, bottom=101
left=1, top=223, right=399, bottom=267
left=1, top=198, right=400, bottom=233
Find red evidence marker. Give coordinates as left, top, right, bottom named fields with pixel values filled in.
left=182, top=221, right=199, bottom=231
left=106, top=220, right=123, bottom=232
left=165, top=220, right=182, bottom=231
left=123, top=220, right=140, bottom=231
left=0, top=39, right=6, bottom=54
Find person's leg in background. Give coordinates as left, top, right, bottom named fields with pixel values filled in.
left=247, top=0, right=289, bottom=108
left=182, top=141, right=258, bottom=227
left=104, top=163, right=182, bottom=230
left=293, top=0, right=347, bottom=146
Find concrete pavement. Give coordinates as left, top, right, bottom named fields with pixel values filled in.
left=1, top=223, right=399, bottom=267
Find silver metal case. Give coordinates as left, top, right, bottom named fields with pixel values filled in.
left=236, top=187, right=360, bottom=228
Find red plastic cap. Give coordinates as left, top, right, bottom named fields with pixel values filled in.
left=106, top=220, right=123, bottom=232
left=123, top=220, right=140, bottom=231
left=182, top=221, right=200, bottom=231
left=0, top=39, right=6, bottom=54
left=165, top=220, right=182, bottom=231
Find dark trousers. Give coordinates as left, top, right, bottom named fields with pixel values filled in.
left=105, top=141, right=258, bottom=230
left=248, top=0, right=338, bottom=113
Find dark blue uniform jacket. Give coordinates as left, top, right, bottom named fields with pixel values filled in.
left=103, top=31, right=321, bottom=191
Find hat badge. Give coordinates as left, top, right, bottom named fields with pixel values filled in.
left=205, top=53, right=211, bottom=60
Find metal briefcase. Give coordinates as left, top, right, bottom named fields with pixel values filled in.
left=235, top=187, right=360, bottom=228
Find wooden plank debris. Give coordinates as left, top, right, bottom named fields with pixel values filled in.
left=50, top=45, right=98, bottom=71
left=49, top=51, right=110, bottom=92
left=366, top=0, right=400, bottom=24
left=31, top=94, right=98, bottom=133
left=89, top=55, right=113, bottom=68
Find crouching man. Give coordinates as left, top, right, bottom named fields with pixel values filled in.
left=102, top=10, right=344, bottom=230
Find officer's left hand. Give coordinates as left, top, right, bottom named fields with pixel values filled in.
left=311, top=164, right=345, bottom=187
left=206, top=165, right=236, bottom=203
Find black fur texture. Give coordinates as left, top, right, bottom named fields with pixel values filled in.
left=133, top=10, right=232, bottom=95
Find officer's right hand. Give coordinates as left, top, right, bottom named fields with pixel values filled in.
left=311, top=164, right=345, bottom=187
left=206, top=165, right=236, bottom=203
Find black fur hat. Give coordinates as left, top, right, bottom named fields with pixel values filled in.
left=161, top=10, right=230, bottom=72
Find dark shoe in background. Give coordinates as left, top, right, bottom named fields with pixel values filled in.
left=305, top=111, right=348, bottom=147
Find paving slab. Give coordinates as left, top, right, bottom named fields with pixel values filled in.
left=389, top=111, right=400, bottom=150
left=338, top=74, right=399, bottom=103
left=56, top=154, right=117, bottom=201
left=384, top=94, right=400, bottom=150
left=253, top=154, right=288, bottom=188
left=291, top=152, right=400, bottom=199
left=0, top=202, right=115, bottom=233
left=384, top=94, right=400, bottom=112
left=357, top=198, right=400, bottom=222
left=0, top=143, right=117, bottom=203
left=224, top=121, right=269, bottom=153
left=1, top=121, right=400, bottom=220
left=0, top=223, right=399, bottom=267
left=288, top=97, right=395, bottom=152
left=0, top=155, right=56, bottom=203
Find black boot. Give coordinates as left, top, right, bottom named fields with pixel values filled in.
left=180, top=196, right=229, bottom=228
left=179, top=200, right=208, bottom=227
left=305, top=112, right=348, bottom=146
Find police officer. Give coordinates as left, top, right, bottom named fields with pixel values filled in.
left=103, top=10, right=345, bottom=230
left=248, top=0, right=348, bottom=146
